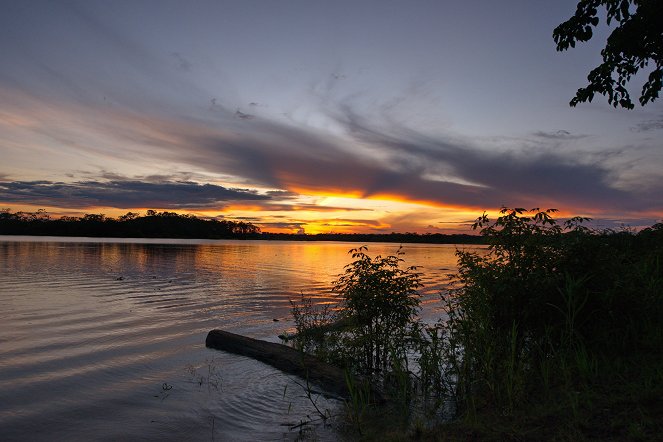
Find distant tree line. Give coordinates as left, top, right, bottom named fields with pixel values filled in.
left=0, top=209, right=485, bottom=244
left=260, top=231, right=485, bottom=245
left=0, top=209, right=260, bottom=239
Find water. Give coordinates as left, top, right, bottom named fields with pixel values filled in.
left=0, top=236, right=483, bottom=441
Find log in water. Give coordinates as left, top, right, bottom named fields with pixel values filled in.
left=205, top=329, right=384, bottom=402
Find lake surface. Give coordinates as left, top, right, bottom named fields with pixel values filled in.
left=0, top=236, right=483, bottom=441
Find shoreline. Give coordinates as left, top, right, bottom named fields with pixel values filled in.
left=0, top=233, right=486, bottom=246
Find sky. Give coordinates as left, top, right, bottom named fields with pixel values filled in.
left=1, top=0, right=662, bottom=234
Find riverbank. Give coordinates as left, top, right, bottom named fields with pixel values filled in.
left=372, top=377, right=663, bottom=441
left=284, top=209, right=663, bottom=441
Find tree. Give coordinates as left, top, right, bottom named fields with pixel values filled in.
left=82, top=213, right=105, bottom=222
left=554, top=0, right=663, bottom=109
left=118, top=211, right=139, bottom=221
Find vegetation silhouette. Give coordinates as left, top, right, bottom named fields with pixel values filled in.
left=292, top=246, right=422, bottom=376
left=290, top=208, right=663, bottom=440
left=261, top=231, right=484, bottom=245
left=0, top=209, right=259, bottom=239
left=290, top=246, right=426, bottom=433
left=555, top=0, right=663, bottom=108
left=0, top=209, right=484, bottom=244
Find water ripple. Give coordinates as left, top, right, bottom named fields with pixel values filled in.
left=0, top=238, right=482, bottom=440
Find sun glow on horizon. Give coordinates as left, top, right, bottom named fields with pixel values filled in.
left=3, top=190, right=661, bottom=236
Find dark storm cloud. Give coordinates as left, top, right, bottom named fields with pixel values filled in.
left=0, top=180, right=268, bottom=210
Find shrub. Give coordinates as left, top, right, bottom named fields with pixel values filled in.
left=290, top=246, right=422, bottom=376
left=334, top=246, right=422, bottom=374
left=444, top=207, right=663, bottom=413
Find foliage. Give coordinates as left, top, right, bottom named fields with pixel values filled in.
left=290, top=293, right=339, bottom=355
left=290, top=212, right=663, bottom=439
left=291, top=247, right=422, bottom=376
left=334, top=246, right=422, bottom=373
left=554, top=0, right=663, bottom=109
left=290, top=247, right=432, bottom=437
left=444, top=207, right=663, bottom=418
left=261, top=231, right=485, bottom=245
left=1, top=208, right=488, bottom=244
left=0, top=208, right=260, bottom=238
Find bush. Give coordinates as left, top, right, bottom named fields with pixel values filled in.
left=291, top=246, right=422, bottom=376
left=290, top=210, right=663, bottom=438
left=444, top=208, right=663, bottom=413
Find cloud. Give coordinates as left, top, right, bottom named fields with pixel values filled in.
left=201, top=107, right=641, bottom=212
left=631, top=117, right=663, bottom=132
left=316, top=218, right=384, bottom=227
left=234, top=109, right=255, bottom=120
left=532, top=130, right=588, bottom=140
left=3, top=82, right=661, bottom=218
left=256, top=221, right=306, bottom=230
left=223, top=202, right=368, bottom=212
left=264, top=190, right=299, bottom=198
left=0, top=179, right=269, bottom=210
left=170, top=52, right=192, bottom=71
left=78, top=101, right=658, bottom=215
left=231, top=216, right=262, bottom=222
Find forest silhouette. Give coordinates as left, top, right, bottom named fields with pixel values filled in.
left=0, top=209, right=483, bottom=244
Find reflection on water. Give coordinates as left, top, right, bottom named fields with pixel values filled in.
left=0, top=236, right=483, bottom=441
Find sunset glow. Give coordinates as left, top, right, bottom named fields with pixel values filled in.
left=1, top=1, right=661, bottom=234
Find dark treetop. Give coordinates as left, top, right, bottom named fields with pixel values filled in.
left=554, top=0, right=663, bottom=109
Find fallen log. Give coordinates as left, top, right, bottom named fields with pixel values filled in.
left=205, top=329, right=383, bottom=402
